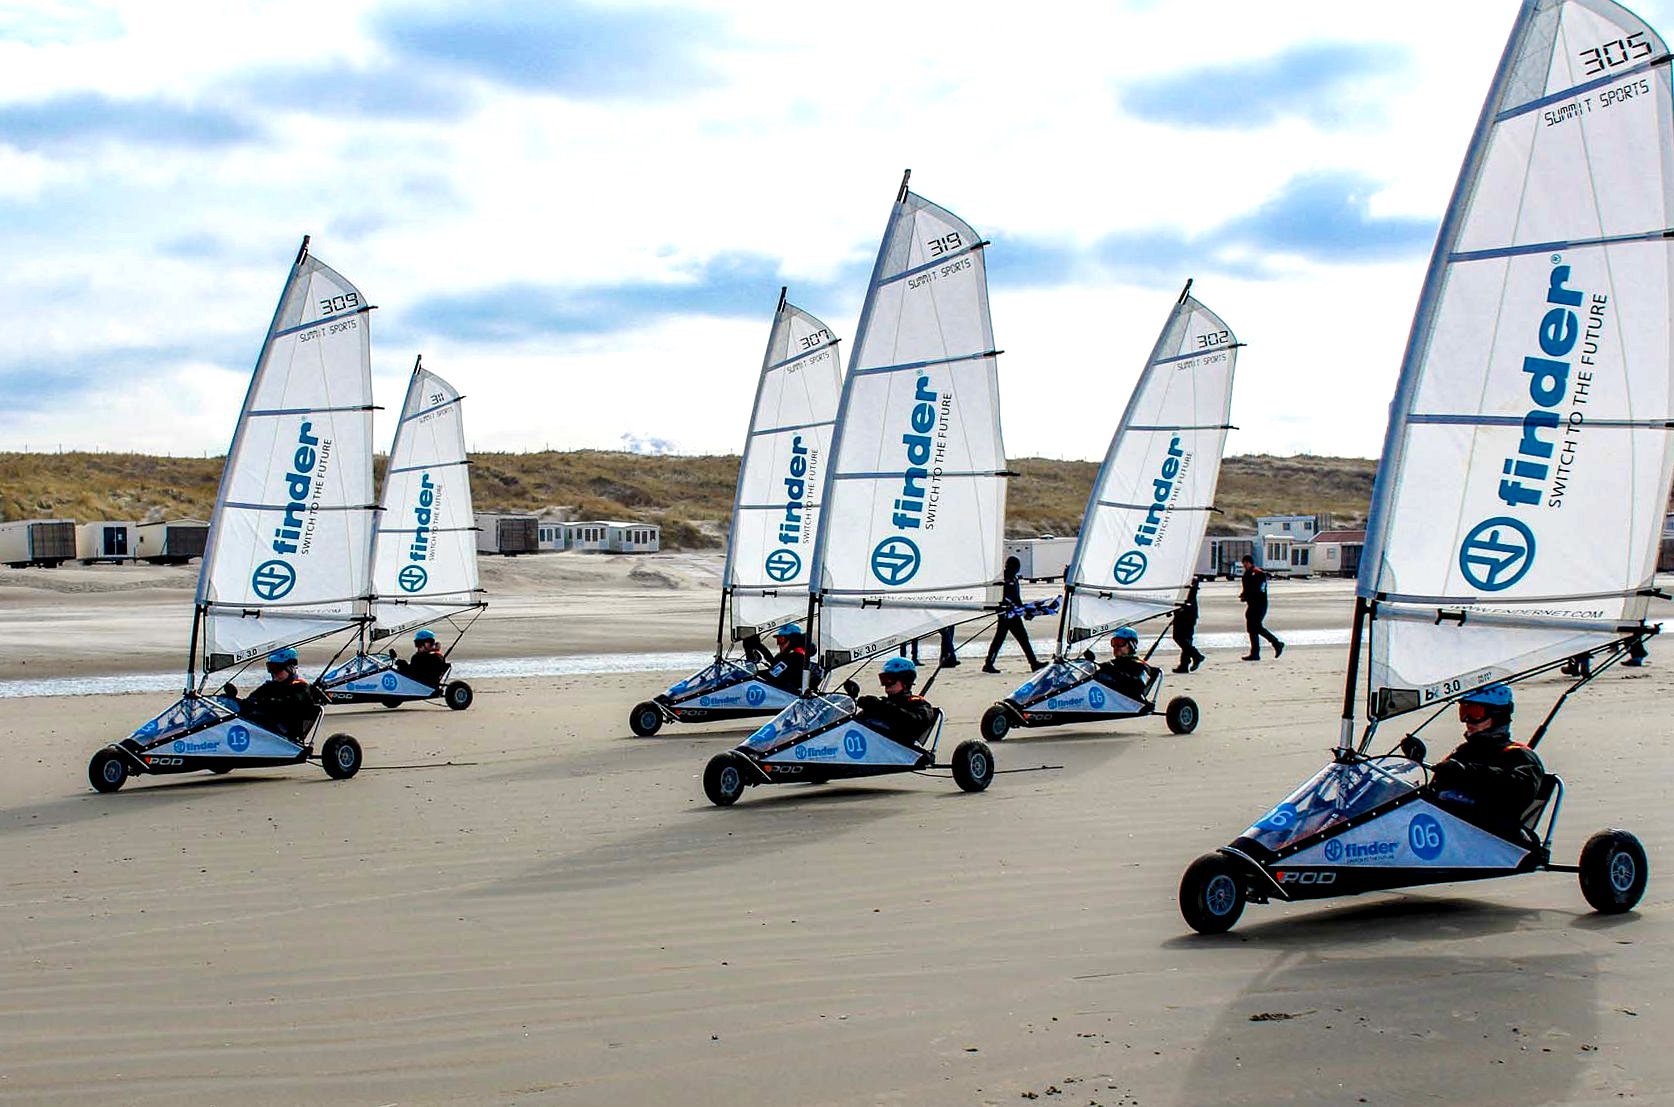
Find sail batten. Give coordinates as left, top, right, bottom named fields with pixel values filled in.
left=1061, top=291, right=1239, bottom=645
left=368, top=362, right=483, bottom=640
left=196, top=243, right=378, bottom=672
left=1358, top=0, right=1674, bottom=720
left=723, top=294, right=844, bottom=641
left=811, top=184, right=1008, bottom=666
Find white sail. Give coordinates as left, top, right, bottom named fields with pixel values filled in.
left=814, top=179, right=1008, bottom=665
left=725, top=291, right=843, bottom=640
left=1359, top=0, right=1674, bottom=718
left=196, top=239, right=377, bottom=672
left=1064, top=287, right=1238, bottom=643
left=370, top=360, right=483, bottom=640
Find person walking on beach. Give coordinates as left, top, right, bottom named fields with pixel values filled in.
left=1238, top=555, right=1284, bottom=661
left=1171, top=579, right=1205, bottom=673
left=983, top=555, right=1042, bottom=673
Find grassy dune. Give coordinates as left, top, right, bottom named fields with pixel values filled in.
left=0, top=449, right=1378, bottom=547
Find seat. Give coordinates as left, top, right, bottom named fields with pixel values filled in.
left=1518, top=773, right=1561, bottom=842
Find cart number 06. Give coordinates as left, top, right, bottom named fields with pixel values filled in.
left=1410, top=822, right=1441, bottom=850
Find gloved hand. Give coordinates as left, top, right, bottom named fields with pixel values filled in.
left=1399, top=735, right=1427, bottom=763
left=856, top=695, right=881, bottom=710
left=1430, top=759, right=1462, bottom=787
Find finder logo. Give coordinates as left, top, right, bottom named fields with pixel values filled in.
left=1459, top=517, right=1535, bottom=592
left=408, top=472, right=438, bottom=564
left=777, top=435, right=812, bottom=547
left=1113, top=550, right=1149, bottom=585
left=871, top=536, right=921, bottom=586
left=252, top=420, right=322, bottom=600
left=764, top=548, right=801, bottom=583
left=1133, top=436, right=1186, bottom=548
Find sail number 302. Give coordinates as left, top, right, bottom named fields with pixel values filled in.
left=1579, top=31, right=1653, bottom=76
left=1196, top=329, right=1231, bottom=349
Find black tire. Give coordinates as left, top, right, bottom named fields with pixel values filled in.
left=951, top=739, right=995, bottom=793
left=381, top=697, right=404, bottom=709
left=704, top=752, right=747, bottom=806
left=980, top=705, right=1011, bottom=742
left=88, top=749, right=127, bottom=793
left=211, top=767, right=233, bottom=774
left=629, top=701, right=664, bottom=737
left=1166, top=695, right=1200, bottom=735
left=445, top=681, right=473, bottom=711
left=1180, top=852, right=1246, bottom=934
left=1579, top=829, right=1648, bottom=914
left=321, top=733, right=362, bottom=780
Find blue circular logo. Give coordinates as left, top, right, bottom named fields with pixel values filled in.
left=398, top=564, right=429, bottom=593
left=843, top=729, right=868, bottom=759
left=1458, top=517, right=1536, bottom=592
left=870, top=537, right=922, bottom=586
left=1113, top=550, right=1149, bottom=585
left=1323, top=838, right=1344, bottom=862
left=227, top=725, right=251, bottom=752
left=251, top=559, right=296, bottom=601
left=1088, top=685, right=1107, bottom=709
left=765, top=548, right=801, bottom=583
left=172, top=740, right=186, bottom=753
left=381, top=673, right=398, bottom=691
left=745, top=683, right=767, bottom=707
left=1408, top=813, right=1445, bottom=861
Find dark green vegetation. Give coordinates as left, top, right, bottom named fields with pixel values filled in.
left=0, top=450, right=1378, bottom=548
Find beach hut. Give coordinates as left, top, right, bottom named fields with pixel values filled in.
left=473, top=512, right=539, bottom=555
left=564, top=521, right=611, bottom=553
left=76, top=521, right=138, bottom=563
left=606, top=523, right=660, bottom=553
left=537, top=519, right=568, bottom=552
left=135, top=518, right=208, bottom=564
left=1312, top=529, right=1366, bottom=577
left=1003, top=535, right=1077, bottom=581
left=0, top=519, right=77, bottom=567
left=1196, top=534, right=1255, bottom=580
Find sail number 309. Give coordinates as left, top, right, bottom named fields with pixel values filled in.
left=319, top=292, right=360, bottom=316
left=1579, top=31, right=1654, bottom=75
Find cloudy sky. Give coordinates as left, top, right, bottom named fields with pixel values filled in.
left=5, top=0, right=1672, bottom=461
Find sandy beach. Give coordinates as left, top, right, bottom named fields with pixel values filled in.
left=2, top=557, right=1671, bottom=1104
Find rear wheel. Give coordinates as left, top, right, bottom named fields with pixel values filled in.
left=1166, top=696, right=1200, bottom=735
left=629, top=701, right=664, bottom=737
left=445, top=681, right=473, bottom=711
left=321, top=733, right=362, bottom=780
left=381, top=697, right=404, bottom=709
left=1180, top=852, right=1246, bottom=934
left=980, top=705, right=1011, bottom=742
left=951, top=739, right=995, bottom=793
left=88, top=749, right=128, bottom=793
left=704, top=752, right=747, bottom=806
left=1579, top=829, right=1648, bottom=913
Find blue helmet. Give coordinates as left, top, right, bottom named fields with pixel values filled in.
left=880, top=656, right=917, bottom=676
left=1460, top=683, right=1513, bottom=708
left=775, top=623, right=803, bottom=639
left=414, top=629, right=437, bottom=643
left=1112, top=627, right=1140, bottom=644
left=267, top=647, right=299, bottom=665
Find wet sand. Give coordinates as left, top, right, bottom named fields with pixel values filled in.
left=1, top=561, right=1670, bottom=1104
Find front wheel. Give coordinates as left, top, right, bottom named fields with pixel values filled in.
left=88, top=748, right=128, bottom=793
left=704, top=752, right=747, bottom=806
left=980, top=705, right=1011, bottom=742
left=1180, top=852, right=1246, bottom=934
left=629, top=701, right=664, bottom=737
left=381, top=697, right=404, bottom=709
left=951, top=739, right=995, bottom=793
left=445, top=681, right=473, bottom=711
left=321, top=733, right=363, bottom=780
left=1579, top=829, right=1648, bottom=913
left=1166, top=696, right=1200, bottom=735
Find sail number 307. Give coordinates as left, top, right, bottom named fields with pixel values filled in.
left=1579, top=31, right=1654, bottom=76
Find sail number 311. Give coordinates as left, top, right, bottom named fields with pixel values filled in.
left=1579, top=31, right=1653, bottom=76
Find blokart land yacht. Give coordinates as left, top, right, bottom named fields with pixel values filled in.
left=1180, top=0, right=1671, bottom=933
left=981, top=282, right=1239, bottom=743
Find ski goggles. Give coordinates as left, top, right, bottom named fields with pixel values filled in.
left=1457, top=701, right=1492, bottom=723
left=878, top=673, right=907, bottom=686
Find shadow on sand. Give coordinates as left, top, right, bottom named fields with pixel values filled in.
left=1172, top=896, right=1599, bottom=1106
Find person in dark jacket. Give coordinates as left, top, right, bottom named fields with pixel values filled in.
left=1238, top=555, right=1285, bottom=661
left=762, top=623, right=810, bottom=693
left=1094, top=626, right=1157, bottom=703
left=854, top=656, right=937, bottom=745
left=1429, top=683, right=1545, bottom=837
left=1171, top=580, right=1205, bottom=673
left=234, top=648, right=319, bottom=740
left=983, top=555, right=1042, bottom=673
left=394, top=628, right=449, bottom=688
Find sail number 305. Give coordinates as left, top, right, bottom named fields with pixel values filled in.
left=1579, top=31, right=1654, bottom=76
